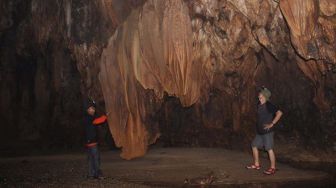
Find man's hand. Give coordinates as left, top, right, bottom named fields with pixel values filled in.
left=264, top=123, right=274, bottom=130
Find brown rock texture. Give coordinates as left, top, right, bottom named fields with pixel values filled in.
left=0, top=0, right=335, bottom=159
left=99, top=0, right=204, bottom=159
left=99, top=0, right=336, bottom=159
left=279, top=0, right=336, bottom=111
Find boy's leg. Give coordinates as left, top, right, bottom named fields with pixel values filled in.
left=87, top=148, right=95, bottom=177
left=97, top=147, right=103, bottom=177
left=92, top=146, right=99, bottom=177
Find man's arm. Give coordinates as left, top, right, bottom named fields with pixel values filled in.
left=264, top=110, right=283, bottom=130
left=272, top=110, right=283, bottom=125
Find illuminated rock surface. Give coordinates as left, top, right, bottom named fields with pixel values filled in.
left=0, top=0, right=335, bottom=159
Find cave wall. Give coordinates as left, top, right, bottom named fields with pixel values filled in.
left=0, top=0, right=335, bottom=158
left=0, top=0, right=84, bottom=149
left=99, top=0, right=336, bottom=159
left=0, top=0, right=144, bottom=151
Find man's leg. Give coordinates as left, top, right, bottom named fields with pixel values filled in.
left=252, top=146, right=260, bottom=166
left=264, top=132, right=275, bottom=169
left=267, top=149, right=276, bottom=169
left=251, top=134, right=263, bottom=166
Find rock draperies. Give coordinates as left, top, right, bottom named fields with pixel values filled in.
left=99, top=0, right=336, bottom=159
left=280, top=0, right=336, bottom=111
left=100, top=0, right=204, bottom=159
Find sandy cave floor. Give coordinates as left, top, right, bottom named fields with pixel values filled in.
left=0, top=148, right=334, bottom=188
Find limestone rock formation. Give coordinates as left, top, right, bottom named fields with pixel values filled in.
left=98, top=0, right=335, bottom=159
left=0, top=0, right=335, bottom=159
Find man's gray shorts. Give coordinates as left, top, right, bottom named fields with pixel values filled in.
left=251, top=132, right=274, bottom=151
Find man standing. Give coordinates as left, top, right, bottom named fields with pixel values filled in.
left=246, top=87, right=283, bottom=175
left=84, top=99, right=108, bottom=179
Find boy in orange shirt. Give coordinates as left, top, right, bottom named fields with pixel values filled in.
left=84, top=99, right=108, bottom=179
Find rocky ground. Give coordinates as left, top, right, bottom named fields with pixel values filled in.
left=0, top=147, right=335, bottom=188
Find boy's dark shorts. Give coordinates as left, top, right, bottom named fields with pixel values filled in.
left=251, top=132, right=274, bottom=151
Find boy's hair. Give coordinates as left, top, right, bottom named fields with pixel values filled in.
left=84, top=98, right=96, bottom=110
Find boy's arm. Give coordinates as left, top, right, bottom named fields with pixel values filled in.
left=93, top=115, right=108, bottom=125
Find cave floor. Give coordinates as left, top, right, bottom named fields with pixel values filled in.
left=0, top=148, right=334, bottom=188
